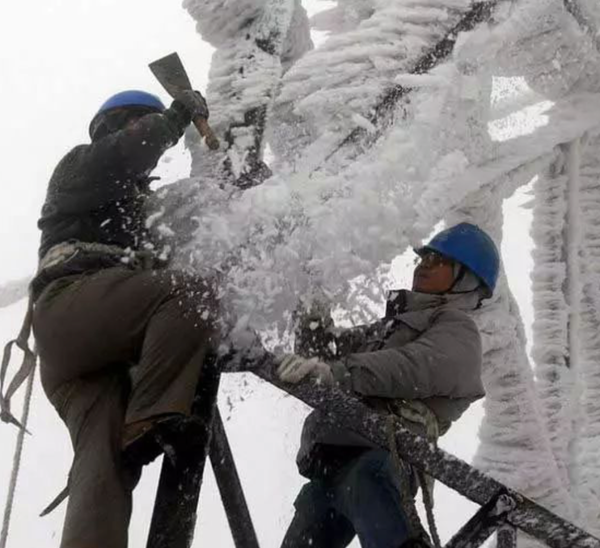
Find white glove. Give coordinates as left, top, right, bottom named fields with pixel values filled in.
left=276, top=354, right=334, bottom=386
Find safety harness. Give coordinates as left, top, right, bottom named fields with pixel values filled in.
left=38, top=240, right=156, bottom=273
left=388, top=399, right=443, bottom=548
left=1, top=240, right=159, bottom=524
left=0, top=240, right=154, bottom=431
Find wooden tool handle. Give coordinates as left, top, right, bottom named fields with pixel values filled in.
left=193, top=117, right=220, bottom=150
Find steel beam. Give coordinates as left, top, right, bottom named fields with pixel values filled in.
left=210, top=406, right=260, bottom=548
left=444, top=492, right=517, bottom=548
left=146, top=362, right=221, bottom=548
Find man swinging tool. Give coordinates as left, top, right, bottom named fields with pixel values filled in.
left=29, top=88, right=219, bottom=548
left=277, top=223, right=500, bottom=548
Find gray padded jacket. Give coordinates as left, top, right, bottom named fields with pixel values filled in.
left=296, top=289, right=484, bottom=478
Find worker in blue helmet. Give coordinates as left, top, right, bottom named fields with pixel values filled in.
left=88, top=89, right=169, bottom=139
left=28, top=87, right=220, bottom=548
left=277, top=223, right=499, bottom=548
left=414, top=222, right=500, bottom=300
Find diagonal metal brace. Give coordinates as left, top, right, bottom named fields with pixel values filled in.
left=146, top=361, right=221, bottom=548
left=444, top=491, right=517, bottom=548
left=210, top=406, right=260, bottom=548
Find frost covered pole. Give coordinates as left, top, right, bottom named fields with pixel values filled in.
left=563, top=140, right=584, bottom=480
left=565, top=138, right=583, bottom=372
left=308, top=0, right=505, bottom=172
left=221, top=0, right=297, bottom=187
left=530, top=149, right=575, bottom=489
left=325, top=0, right=503, bottom=161
left=158, top=0, right=306, bottom=264
left=530, top=137, right=589, bottom=516
left=570, top=130, right=600, bottom=534
left=273, top=0, right=510, bottom=173
left=449, top=179, right=578, bottom=544
left=515, top=1, right=600, bottom=531
left=183, top=0, right=299, bottom=188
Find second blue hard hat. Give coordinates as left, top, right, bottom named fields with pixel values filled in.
left=416, top=222, right=500, bottom=297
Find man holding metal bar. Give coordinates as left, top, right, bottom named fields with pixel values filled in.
left=277, top=223, right=499, bottom=548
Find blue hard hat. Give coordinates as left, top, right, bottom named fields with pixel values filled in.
left=89, top=90, right=165, bottom=138
left=416, top=222, right=500, bottom=297
left=96, top=90, right=165, bottom=115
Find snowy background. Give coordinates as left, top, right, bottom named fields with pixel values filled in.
left=3, top=0, right=595, bottom=546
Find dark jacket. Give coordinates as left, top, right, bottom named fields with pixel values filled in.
left=296, top=290, right=484, bottom=478
left=38, top=104, right=191, bottom=260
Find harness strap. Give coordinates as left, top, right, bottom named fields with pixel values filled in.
left=2, top=241, right=137, bottom=432
left=394, top=400, right=439, bottom=508
left=387, top=401, right=442, bottom=548
left=38, top=240, right=154, bottom=272
left=418, top=469, right=441, bottom=548
left=0, top=295, right=36, bottom=433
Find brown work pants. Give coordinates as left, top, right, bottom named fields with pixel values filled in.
left=32, top=267, right=219, bottom=548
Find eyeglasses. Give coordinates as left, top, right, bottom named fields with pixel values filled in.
left=415, top=252, right=454, bottom=268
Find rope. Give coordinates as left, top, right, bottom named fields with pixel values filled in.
left=1, top=296, right=36, bottom=432
left=0, top=363, right=35, bottom=548
left=386, top=412, right=441, bottom=548
left=0, top=291, right=38, bottom=548
left=417, top=469, right=442, bottom=548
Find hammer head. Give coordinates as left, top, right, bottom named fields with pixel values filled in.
left=149, top=52, right=220, bottom=150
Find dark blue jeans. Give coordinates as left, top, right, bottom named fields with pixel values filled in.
left=281, top=449, right=415, bottom=548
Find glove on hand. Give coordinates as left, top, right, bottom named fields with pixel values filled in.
left=294, top=299, right=336, bottom=361
left=276, top=354, right=334, bottom=386
left=174, top=90, right=209, bottom=120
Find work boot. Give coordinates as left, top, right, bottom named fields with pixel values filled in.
left=122, top=414, right=187, bottom=467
